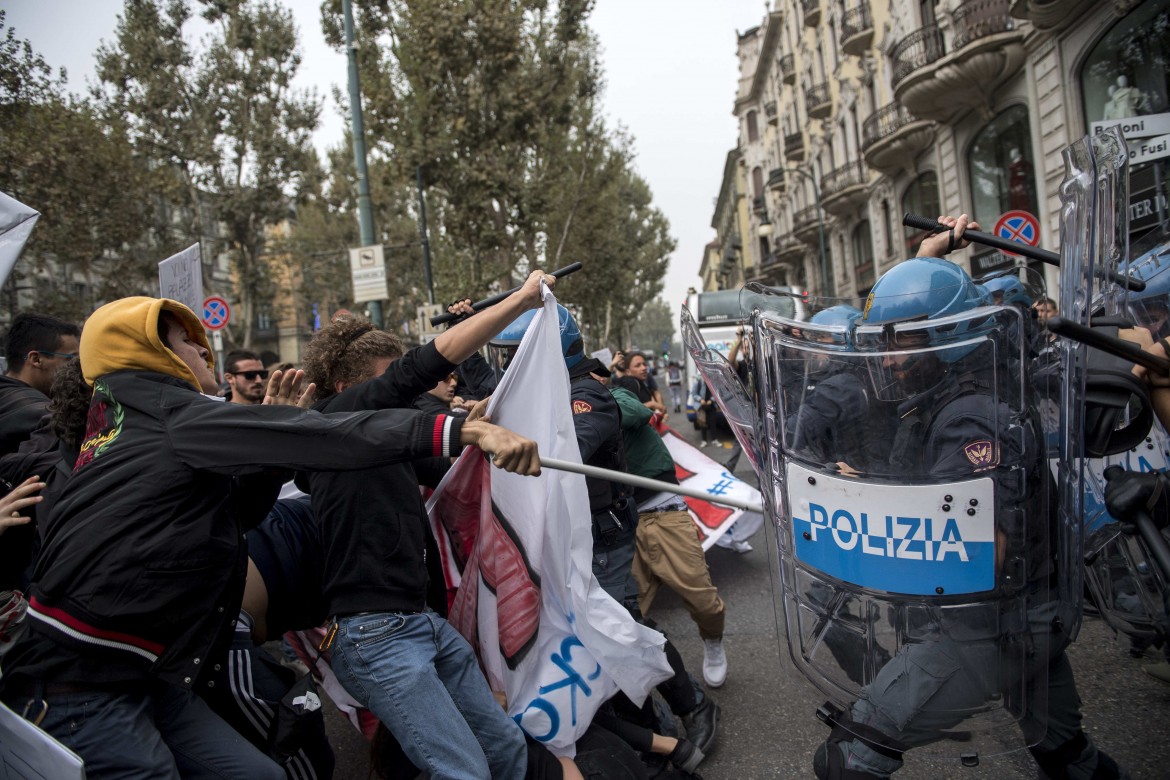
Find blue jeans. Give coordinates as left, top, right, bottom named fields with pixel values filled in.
left=331, top=610, right=526, bottom=780
left=25, top=681, right=283, bottom=779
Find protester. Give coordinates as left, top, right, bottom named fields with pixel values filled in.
left=0, top=295, right=540, bottom=779
left=0, top=312, right=80, bottom=457
left=224, top=349, right=268, bottom=405
left=615, top=351, right=668, bottom=419
left=300, top=270, right=554, bottom=780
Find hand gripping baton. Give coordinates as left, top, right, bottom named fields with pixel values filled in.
left=430, top=262, right=584, bottom=327
left=901, top=213, right=1145, bottom=293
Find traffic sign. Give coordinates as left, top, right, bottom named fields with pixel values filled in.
left=202, top=296, right=231, bottom=330
left=993, top=210, right=1040, bottom=256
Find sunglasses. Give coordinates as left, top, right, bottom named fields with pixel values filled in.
left=230, top=370, right=269, bottom=381
left=38, top=351, right=78, bottom=359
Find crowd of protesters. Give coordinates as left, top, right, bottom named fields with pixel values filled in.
left=0, top=270, right=740, bottom=780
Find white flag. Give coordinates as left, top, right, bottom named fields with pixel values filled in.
left=428, top=287, right=672, bottom=755
left=0, top=192, right=40, bottom=292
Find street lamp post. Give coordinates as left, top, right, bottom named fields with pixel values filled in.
left=784, top=166, right=830, bottom=296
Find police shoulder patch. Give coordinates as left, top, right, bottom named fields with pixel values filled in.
left=572, top=400, right=593, bottom=414
left=963, top=440, right=996, bottom=467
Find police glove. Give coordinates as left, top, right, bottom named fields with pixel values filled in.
left=1104, top=467, right=1170, bottom=530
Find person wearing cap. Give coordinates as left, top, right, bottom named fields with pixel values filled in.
left=0, top=296, right=540, bottom=779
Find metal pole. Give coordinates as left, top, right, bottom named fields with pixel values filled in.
left=343, top=0, right=383, bottom=328
left=539, top=457, right=764, bottom=514
left=416, top=165, right=435, bottom=305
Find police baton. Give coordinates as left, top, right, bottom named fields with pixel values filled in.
left=901, top=213, right=1145, bottom=292
left=1045, top=316, right=1170, bottom=375
left=429, top=263, right=584, bottom=327
left=538, top=457, right=765, bottom=514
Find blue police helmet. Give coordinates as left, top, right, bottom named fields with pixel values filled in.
left=810, top=304, right=863, bottom=328
left=490, top=304, right=584, bottom=368
left=862, top=257, right=986, bottom=325
left=978, top=272, right=1034, bottom=308
left=1123, top=240, right=1170, bottom=302
left=861, top=256, right=989, bottom=367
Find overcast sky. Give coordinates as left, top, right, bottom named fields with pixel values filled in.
left=4, top=0, right=767, bottom=331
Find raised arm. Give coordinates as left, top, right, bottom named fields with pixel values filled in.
left=433, top=270, right=555, bottom=365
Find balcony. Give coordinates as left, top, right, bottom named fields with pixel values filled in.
left=779, top=54, right=796, bottom=85
left=891, top=24, right=945, bottom=88
left=793, top=205, right=826, bottom=246
left=767, top=168, right=787, bottom=194
left=840, top=3, right=874, bottom=57
left=806, top=82, right=832, bottom=119
left=820, top=160, right=870, bottom=216
left=752, top=195, right=768, bottom=216
left=893, top=0, right=1026, bottom=122
left=802, top=0, right=822, bottom=27
left=861, top=103, right=936, bottom=175
left=765, top=101, right=779, bottom=126
left=784, top=131, right=806, bottom=162
left=1009, top=0, right=1095, bottom=32
left=773, top=236, right=807, bottom=266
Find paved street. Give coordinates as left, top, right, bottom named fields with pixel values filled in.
left=322, top=418, right=1170, bottom=779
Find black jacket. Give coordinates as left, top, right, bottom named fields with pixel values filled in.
left=568, top=363, right=629, bottom=516
left=309, top=341, right=460, bottom=618
left=7, top=370, right=455, bottom=691
left=0, top=375, right=48, bottom=458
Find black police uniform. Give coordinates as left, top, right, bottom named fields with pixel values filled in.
left=815, top=367, right=1126, bottom=780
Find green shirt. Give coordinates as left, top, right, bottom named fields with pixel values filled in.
left=609, top=385, right=675, bottom=480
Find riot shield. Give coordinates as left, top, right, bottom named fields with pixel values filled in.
left=1079, top=126, right=1170, bottom=646
left=757, top=293, right=1057, bottom=760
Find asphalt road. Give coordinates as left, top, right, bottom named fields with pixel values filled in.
left=320, top=420, right=1170, bottom=779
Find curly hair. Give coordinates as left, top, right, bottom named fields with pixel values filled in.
left=48, top=358, right=92, bottom=452
left=301, top=316, right=405, bottom=401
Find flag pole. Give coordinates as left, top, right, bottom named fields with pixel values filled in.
left=538, top=457, right=764, bottom=514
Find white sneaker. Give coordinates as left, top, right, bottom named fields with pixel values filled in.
left=729, top=539, right=753, bottom=554
left=699, top=441, right=708, bottom=448
left=703, top=638, right=727, bottom=688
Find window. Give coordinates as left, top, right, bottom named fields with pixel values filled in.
left=880, top=200, right=892, bottom=258
left=1081, top=0, right=1170, bottom=238
left=752, top=166, right=765, bottom=198
left=852, top=220, right=875, bottom=290
left=747, top=111, right=760, bottom=143
left=967, top=105, right=1038, bottom=227
left=901, top=171, right=940, bottom=254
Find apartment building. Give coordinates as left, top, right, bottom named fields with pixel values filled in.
left=711, top=0, right=1168, bottom=299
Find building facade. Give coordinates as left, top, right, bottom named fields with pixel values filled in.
left=714, top=0, right=1169, bottom=299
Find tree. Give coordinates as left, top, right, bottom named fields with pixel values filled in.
left=628, top=297, right=676, bottom=357
left=322, top=0, right=674, bottom=345
left=0, top=11, right=159, bottom=321
left=95, top=0, right=321, bottom=347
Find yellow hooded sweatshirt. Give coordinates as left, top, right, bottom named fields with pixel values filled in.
left=80, top=297, right=214, bottom=389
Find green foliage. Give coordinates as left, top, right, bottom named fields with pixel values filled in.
left=94, top=0, right=322, bottom=347
left=324, top=0, right=674, bottom=346
left=0, top=11, right=161, bottom=321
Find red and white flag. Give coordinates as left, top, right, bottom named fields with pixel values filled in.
left=427, top=288, right=672, bottom=754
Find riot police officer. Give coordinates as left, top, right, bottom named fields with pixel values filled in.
left=801, top=229, right=1129, bottom=778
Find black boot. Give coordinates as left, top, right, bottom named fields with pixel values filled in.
left=683, top=693, right=719, bottom=755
